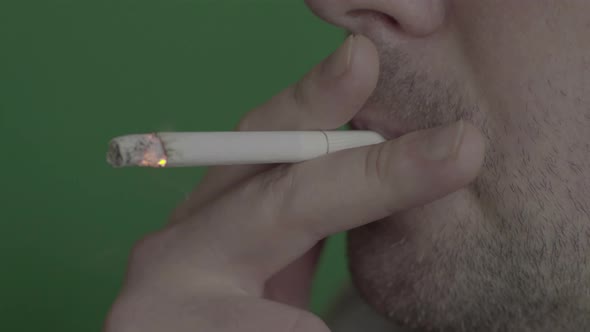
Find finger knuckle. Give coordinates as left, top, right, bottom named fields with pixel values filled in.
left=292, top=75, right=313, bottom=111
left=365, top=142, right=395, bottom=185
left=258, top=164, right=296, bottom=220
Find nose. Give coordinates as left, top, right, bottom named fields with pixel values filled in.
left=305, top=0, right=446, bottom=37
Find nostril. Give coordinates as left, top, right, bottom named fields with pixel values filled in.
left=348, top=9, right=401, bottom=30
left=305, top=0, right=446, bottom=38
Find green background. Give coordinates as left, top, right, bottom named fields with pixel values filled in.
left=1, top=1, right=351, bottom=331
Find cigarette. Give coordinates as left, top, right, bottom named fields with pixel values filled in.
left=106, top=131, right=386, bottom=168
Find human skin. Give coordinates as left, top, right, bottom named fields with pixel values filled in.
left=105, top=1, right=590, bottom=331
left=305, top=0, right=590, bottom=330
left=103, top=35, right=485, bottom=332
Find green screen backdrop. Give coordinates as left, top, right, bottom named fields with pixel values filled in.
left=1, top=1, right=351, bottom=331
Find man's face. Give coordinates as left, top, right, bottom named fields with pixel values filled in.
left=306, top=0, right=590, bottom=330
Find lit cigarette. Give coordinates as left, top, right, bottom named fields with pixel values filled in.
left=106, top=131, right=386, bottom=168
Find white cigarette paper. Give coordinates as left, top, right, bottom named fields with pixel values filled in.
left=106, top=131, right=386, bottom=168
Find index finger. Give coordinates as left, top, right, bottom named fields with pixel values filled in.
left=166, top=120, right=485, bottom=291
left=169, top=35, right=379, bottom=223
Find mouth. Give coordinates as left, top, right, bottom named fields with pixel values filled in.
left=350, top=115, right=408, bottom=141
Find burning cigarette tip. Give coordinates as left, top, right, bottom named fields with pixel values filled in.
left=106, top=134, right=167, bottom=168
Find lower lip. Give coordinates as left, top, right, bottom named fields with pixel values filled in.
left=351, top=118, right=404, bottom=141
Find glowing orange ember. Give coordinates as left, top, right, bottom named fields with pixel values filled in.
left=138, top=134, right=168, bottom=167
left=140, top=152, right=168, bottom=167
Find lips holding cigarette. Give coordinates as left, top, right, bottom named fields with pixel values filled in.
left=106, top=131, right=386, bottom=168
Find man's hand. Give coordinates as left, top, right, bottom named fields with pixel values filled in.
left=104, top=35, right=485, bottom=332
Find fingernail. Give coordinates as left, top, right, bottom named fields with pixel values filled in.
left=418, top=120, right=465, bottom=161
left=323, top=35, right=355, bottom=78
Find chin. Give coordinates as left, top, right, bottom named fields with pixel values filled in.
left=347, top=178, right=590, bottom=332
left=347, top=188, right=496, bottom=330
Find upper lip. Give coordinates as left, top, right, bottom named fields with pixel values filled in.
left=344, top=14, right=411, bottom=141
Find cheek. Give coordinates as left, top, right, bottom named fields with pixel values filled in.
left=449, top=0, right=584, bottom=115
